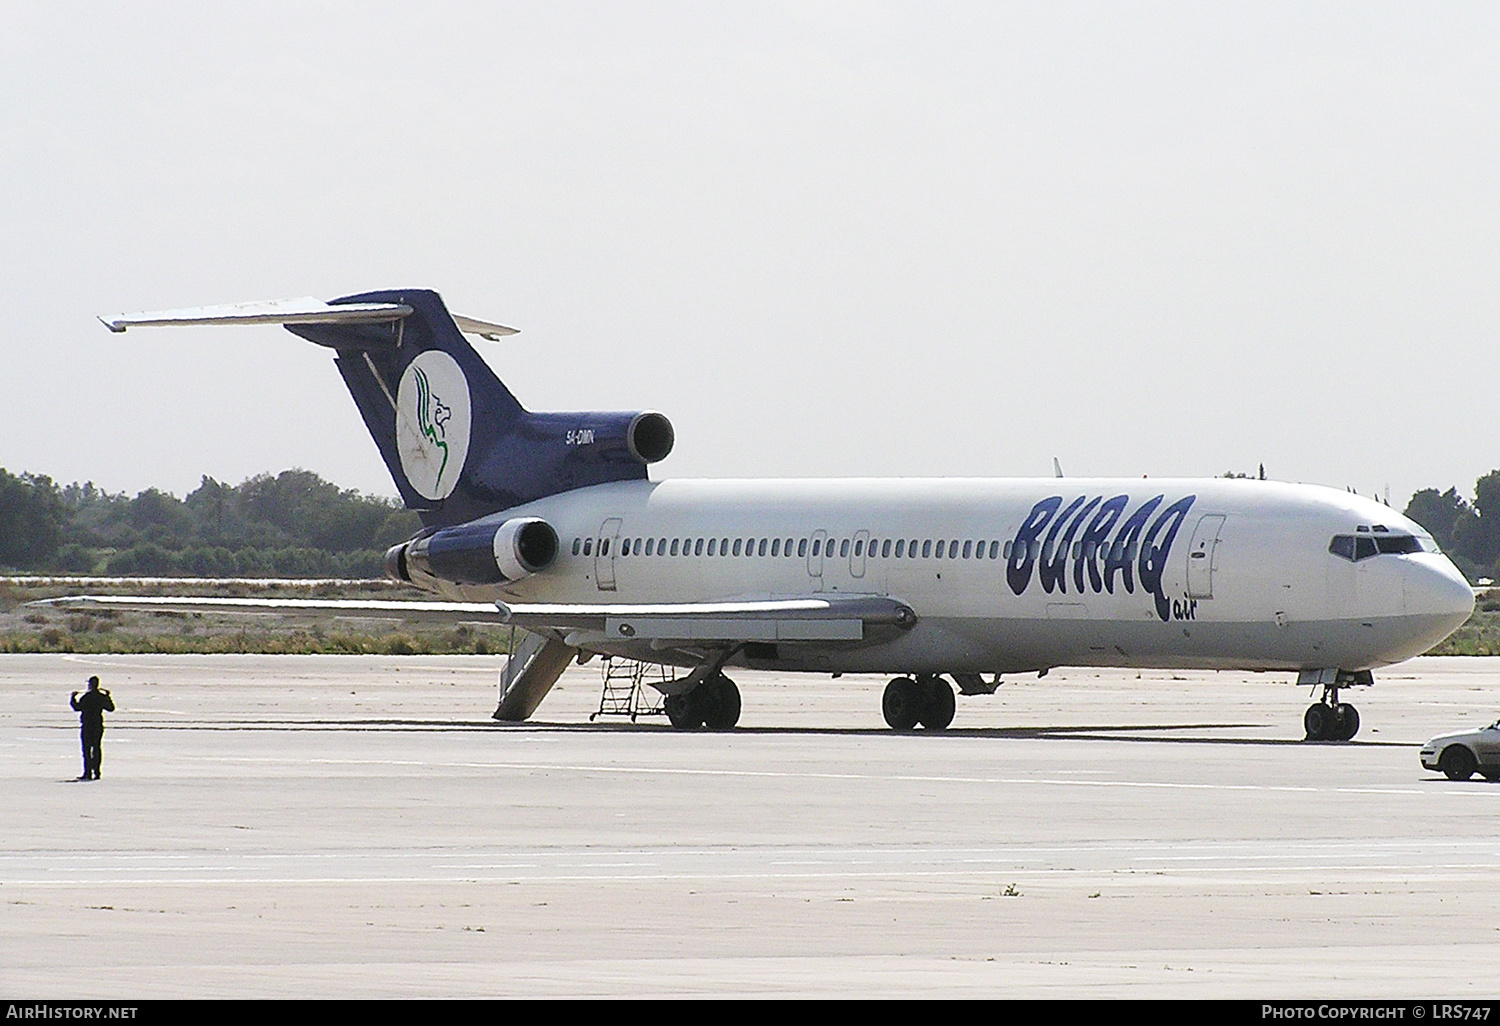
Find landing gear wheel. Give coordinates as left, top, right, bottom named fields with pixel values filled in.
left=700, top=672, right=742, bottom=731
left=1334, top=703, right=1360, bottom=741
left=1302, top=673, right=1374, bottom=742
left=665, top=692, right=703, bottom=730
left=1440, top=745, right=1477, bottom=781
left=1482, top=770, right=1500, bottom=783
left=1304, top=702, right=1335, bottom=741
left=882, top=677, right=921, bottom=730
left=917, top=676, right=956, bottom=730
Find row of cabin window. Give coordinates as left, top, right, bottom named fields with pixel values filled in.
left=567, top=535, right=1129, bottom=562
left=1014, top=538, right=1141, bottom=563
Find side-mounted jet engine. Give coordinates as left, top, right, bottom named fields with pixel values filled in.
left=385, top=516, right=560, bottom=588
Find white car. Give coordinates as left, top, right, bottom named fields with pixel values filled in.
left=1420, top=719, right=1500, bottom=781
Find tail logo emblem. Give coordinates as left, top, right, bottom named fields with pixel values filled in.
left=396, top=350, right=471, bottom=501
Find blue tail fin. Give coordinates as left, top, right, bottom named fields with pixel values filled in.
left=286, top=289, right=672, bottom=529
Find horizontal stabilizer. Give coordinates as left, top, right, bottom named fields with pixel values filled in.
left=100, top=297, right=517, bottom=339
left=451, top=314, right=520, bottom=340
left=99, top=298, right=412, bottom=333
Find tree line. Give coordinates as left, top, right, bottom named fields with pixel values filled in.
left=5, top=461, right=1497, bottom=582
left=0, top=467, right=420, bottom=577
left=1404, top=470, right=1500, bottom=583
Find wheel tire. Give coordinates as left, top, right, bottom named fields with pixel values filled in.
left=1304, top=703, right=1334, bottom=741
left=1440, top=745, right=1477, bottom=781
left=665, top=692, right=703, bottom=730
left=882, top=677, right=921, bottom=730
left=701, top=673, right=742, bottom=731
left=1334, top=703, right=1360, bottom=741
left=917, top=676, right=956, bottom=730
left=1481, top=770, right=1500, bottom=783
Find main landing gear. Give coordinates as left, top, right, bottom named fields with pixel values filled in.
left=664, top=671, right=741, bottom=731
left=882, top=675, right=956, bottom=731
left=1301, top=670, right=1372, bottom=741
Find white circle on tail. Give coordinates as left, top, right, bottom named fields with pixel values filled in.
left=396, top=350, right=471, bottom=501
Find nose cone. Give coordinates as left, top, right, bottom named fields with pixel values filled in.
left=1405, top=553, right=1475, bottom=633
left=1368, top=555, right=1477, bottom=664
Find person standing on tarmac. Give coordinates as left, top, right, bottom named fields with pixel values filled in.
left=70, top=676, right=114, bottom=780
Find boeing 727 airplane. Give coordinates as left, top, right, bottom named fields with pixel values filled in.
left=82, top=289, right=1475, bottom=739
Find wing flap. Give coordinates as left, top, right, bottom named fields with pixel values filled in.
left=604, top=616, right=863, bottom=642
left=500, top=595, right=915, bottom=644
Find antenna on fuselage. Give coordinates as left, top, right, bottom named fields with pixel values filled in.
left=1053, top=457, right=1064, bottom=479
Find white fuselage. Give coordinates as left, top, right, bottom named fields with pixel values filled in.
left=421, top=477, right=1474, bottom=677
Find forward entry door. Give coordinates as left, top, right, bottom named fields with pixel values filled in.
left=1186, top=514, right=1226, bottom=599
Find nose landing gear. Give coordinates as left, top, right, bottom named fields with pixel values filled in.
left=1304, top=699, right=1359, bottom=742
left=1300, top=670, right=1372, bottom=741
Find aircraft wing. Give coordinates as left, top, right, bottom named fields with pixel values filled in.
left=498, top=595, right=916, bottom=642
left=31, top=595, right=509, bottom=624
left=34, top=592, right=919, bottom=642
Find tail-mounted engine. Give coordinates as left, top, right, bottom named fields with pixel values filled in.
left=530, top=409, right=675, bottom=467
left=386, top=516, right=559, bottom=587
left=624, top=411, right=674, bottom=464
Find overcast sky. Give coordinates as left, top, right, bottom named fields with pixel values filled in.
left=3, top=2, right=1497, bottom=509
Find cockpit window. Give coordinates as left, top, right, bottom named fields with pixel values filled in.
left=1329, top=531, right=1423, bottom=562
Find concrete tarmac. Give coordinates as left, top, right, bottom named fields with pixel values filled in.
left=3, top=653, right=1499, bottom=998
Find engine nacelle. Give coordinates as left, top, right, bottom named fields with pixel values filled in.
left=386, top=516, right=559, bottom=586
left=625, top=411, right=675, bottom=464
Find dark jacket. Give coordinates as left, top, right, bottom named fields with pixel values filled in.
left=71, top=690, right=114, bottom=730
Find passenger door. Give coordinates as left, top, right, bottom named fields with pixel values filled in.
left=1186, top=515, right=1226, bottom=600
left=595, top=518, right=622, bottom=592
left=807, top=529, right=827, bottom=592
left=850, top=529, right=870, bottom=579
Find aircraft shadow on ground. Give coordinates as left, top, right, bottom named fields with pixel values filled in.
left=114, top=717, right=1412, bottom=747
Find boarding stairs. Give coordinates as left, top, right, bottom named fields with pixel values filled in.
left=590, top=656, right=669, bottom=722
left=493, top=627, right=576, bottom=722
